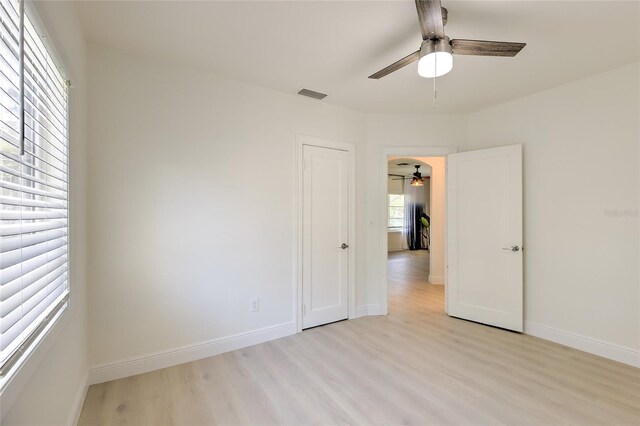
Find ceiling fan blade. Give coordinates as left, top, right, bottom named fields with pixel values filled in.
left=415, top=0, right=445, bottom=40
left=450, top=39, right=526, bottom=57
left=369, top=50, right=420, bottom=79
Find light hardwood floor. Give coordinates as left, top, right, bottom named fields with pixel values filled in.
left=79, top=250, right=640, bottom=425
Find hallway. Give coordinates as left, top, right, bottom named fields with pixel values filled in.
left=388, top=249, right=443, bottom=315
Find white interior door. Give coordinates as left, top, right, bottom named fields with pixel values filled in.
left=302, top=145, right=349, bottom=329
left=447, top=144, right=523, bottom=331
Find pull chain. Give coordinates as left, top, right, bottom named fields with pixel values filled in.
left=432, top=75, right=438, bottom=109
left=432, top=53, right=438, bottom=109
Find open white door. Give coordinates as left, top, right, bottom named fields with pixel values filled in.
left=302, top=144, right=349, bottom=329
left=447, top=144, right=523, bottom=331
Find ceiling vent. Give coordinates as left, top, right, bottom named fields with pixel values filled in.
left=298, top=88, right=327, bottom=100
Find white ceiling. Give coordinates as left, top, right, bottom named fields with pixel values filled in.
left=389, top=158, right=431, bottom=177
left=77, top=1, right=640, bottom=114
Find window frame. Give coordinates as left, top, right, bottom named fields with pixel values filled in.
left=388, top=193, right=405, bottom=231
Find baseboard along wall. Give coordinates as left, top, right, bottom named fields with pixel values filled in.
left=355, top=304, right=385, bottom=318
left=524, top=321, right=640, bottom=368
left=428, top=275, right=444, bottom=285
left=68, top=371, right=89, bottom=426
left=87, top=321, right=297, bottom=385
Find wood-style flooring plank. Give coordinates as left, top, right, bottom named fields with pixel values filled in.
left=79, top=250, right=640, bottom=425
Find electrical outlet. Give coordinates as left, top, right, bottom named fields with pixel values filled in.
left=250, top=298, right=260, bottom=312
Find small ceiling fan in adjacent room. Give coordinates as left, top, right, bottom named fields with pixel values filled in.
left=369, top=0, right=526, bottom=79
left=389, top=165, right=426, bottom=187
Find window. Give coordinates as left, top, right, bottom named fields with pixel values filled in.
left=0, top=0, right=69, bottom=379
left=388, top=194, right=404, bottom=230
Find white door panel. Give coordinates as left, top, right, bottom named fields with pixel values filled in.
left=302, top=145, right=349, bottom=329
left=447, top=144, right=523, bottom=331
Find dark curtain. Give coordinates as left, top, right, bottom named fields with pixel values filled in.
left=404, top=203, right=425, bottom=250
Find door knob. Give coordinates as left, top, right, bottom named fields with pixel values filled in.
left=340, top=243, right=349, bottom=249
left=502, top=245, right=520, bottom=252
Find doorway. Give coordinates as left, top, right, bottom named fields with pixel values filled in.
left=379, top=147, right=456, bottom=316
left=386, top=155, right=447, bottom=316
left=380, top=145, right=524, bottom=332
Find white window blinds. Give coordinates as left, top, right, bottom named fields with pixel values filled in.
left=0, top=0, right=69, bottom=376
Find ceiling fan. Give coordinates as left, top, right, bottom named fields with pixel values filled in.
left=389, top=165, right=427, bottom=187
left=369, top=0, right=526, bottom=79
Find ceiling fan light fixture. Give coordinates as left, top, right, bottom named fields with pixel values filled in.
left=410, top=177, right=424, bottom=187
left=418, top=37, right=453, bottom=78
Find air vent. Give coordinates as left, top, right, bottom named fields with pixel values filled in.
left=298, top=88, right=327, bottom=100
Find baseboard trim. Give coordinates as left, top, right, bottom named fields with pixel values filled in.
left=524, top=321, right=640, bottom=368
left=88, top=321, right=297, bottom=385
left=428, top=274, right=444, bottom=285
left=68, top=371, right=88, bottom=425
left=356, top=304, right=385, bottom=317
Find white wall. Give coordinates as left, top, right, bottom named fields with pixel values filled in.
left=1, top=2, right=89, bottom=424
left=365, top=114, right=466, bottom=308
left=86, top=45, right=367, bottom=370
left=387, top=175, right=404, bottom=195
left=387, top=231, right=404, bottom=252
left=415, top=157, right=445, bottom=284
left=467, top=62, right=640, bottom=353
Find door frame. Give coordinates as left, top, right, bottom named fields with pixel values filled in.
left=296, top=134, right=357, bottom=332
left=379, top=146, right=457, bottom=315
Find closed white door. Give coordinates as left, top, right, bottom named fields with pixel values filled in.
left=302, top=144, right=349, bottom=329
left=447, top=144, right=523, bottom=331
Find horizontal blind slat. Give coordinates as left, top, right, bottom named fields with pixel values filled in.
left=0, top=244, right=67, bottom=285
left=1, top=147, right=69, bottom=182
left=0, top=268, right=67, bottom=326
left=0, top=300, right=21, bottom=332
left=0, top=265, right=66, bottom=318
left=2, top=287, right=68, bottom=353
left=0, top=179, right=67, bottom=201
left=19, top=286, right=68, bottom=345
left=0, top=228, right=66, bottom=252
left=0, top=69, right=20, bottom=116
left=0, top=219, right=67, bottom=237
left=23, top=25, right=66, bottom=104
left=0, top=41, right=19, bottom=79
left=0, top=235, right=67, bottom=268
left=0, top=116, right=18, bottom=145
left=23, top=72, right=66, bottom=132
left=0, top=313, right=22, bottom=352
left=1, top=252, right=68, bottom=301
left=0, top=1, right=20, bottom=29
left=22, top=68, right=67, bottom=129
left=0, top=160, right=68, bottom=191
left=24, top=100, right=67, bottom=153
left=23, top=24, right=66, bottom=107
left=23, top=49, right=66, bottom=119
left=0, top=209, right=67, bottom=220
left=0, top=194, right=66, bottom=209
